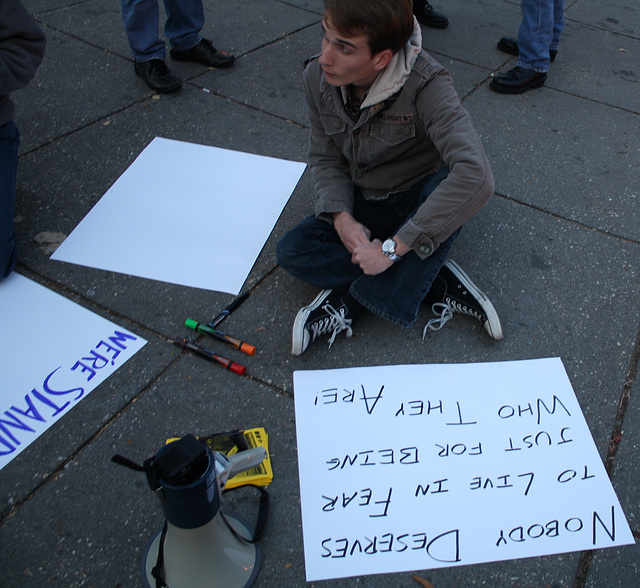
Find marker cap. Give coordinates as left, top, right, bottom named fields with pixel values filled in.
left=230, top=362, right=247, bottom=375
left=240, top=342, right=256, bottom=356
left=185, top=318, right=199, bottom=330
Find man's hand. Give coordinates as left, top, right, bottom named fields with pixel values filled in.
left=353, top=236, right=410, bottom=275
left=333, top=211, right=371, bottom=254
left=352, top=239, right=394, bottom=275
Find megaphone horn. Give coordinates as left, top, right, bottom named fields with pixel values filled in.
left=115, top=434, right=268, bottom=588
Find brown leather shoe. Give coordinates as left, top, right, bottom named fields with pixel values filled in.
left=170, top=38, right=235, bottom=68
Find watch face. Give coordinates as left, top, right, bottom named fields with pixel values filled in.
left=382, top=239, right=395, bottom=254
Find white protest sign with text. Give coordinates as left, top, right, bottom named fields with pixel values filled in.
left=0, top=273, right=147, bottom=470
left=293, top=359, right=634, bottom=581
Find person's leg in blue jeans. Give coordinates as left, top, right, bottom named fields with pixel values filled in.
left=121, top=0, right=166, bottom=61
left=162, top=0, right=204, bottom=52
left=490, top=0, right=564, bottom=94
left=517, top=0, right=562, bottom=73
left=121, top=0, right=233, bottom=92
left=121, top=0, right=183, bottom=93
left=0, top=121, right=20, bottom=280
left=121, top=0, right=205, bottom=58
left=551, top=0, right=565, bottom=53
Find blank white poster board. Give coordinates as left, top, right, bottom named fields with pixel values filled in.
left=0, top=273, right=147, bottom=470
left=293, top=358, right=634, bottom=581
left=51, top=138, right=306, bottom=294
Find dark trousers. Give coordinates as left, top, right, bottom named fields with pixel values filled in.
left=277, top=167, right=460, bottom=327
left=0, top=120, right=20, bottom=279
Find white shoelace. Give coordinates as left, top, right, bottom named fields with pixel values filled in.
left=310, top=303, right=353, bottom=348
left=422, top=302, right=454, bottom=339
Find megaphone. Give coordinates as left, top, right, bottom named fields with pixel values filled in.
left=113, top=434, right=268, bottom=588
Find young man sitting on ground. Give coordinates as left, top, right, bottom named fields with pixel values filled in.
left=277, top=0, right=503, bottom=355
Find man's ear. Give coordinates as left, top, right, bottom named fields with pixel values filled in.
left=373, top=48, right=394, bottom=71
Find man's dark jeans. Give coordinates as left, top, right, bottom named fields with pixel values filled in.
left=277, top=167, right=459, bottom=327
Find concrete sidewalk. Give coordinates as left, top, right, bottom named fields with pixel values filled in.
left=1, top=0, right=638, bottom=585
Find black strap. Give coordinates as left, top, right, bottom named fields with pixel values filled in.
left=221, top=484, right=270, bottom=544
left=111, top=454, right=146, bottom=471
left=111, top=454, right=160, bottom=491
left=151, top=521, right=169, bottom=588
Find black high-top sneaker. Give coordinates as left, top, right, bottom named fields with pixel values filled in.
left=423, top=260, right=503, bottom=340
left=291, top=289, right=353, bottom=355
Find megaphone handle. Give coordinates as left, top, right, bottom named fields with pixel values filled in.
left=227, top=447, right=267, bottom=478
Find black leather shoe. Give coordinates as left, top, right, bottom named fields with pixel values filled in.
left=170, top=38, right=235, bottom=68
left=413, top=1, right=449, bottom=29
left=134, top=59, right=181, bottom=93
left=490, top=66, right=547, bottom=94
left=497, top=36, right=557, bottom=62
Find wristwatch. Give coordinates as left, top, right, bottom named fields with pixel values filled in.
left=382, top=238, right=402, bottom=262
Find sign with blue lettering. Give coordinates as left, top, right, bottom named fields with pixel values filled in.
left=0, top=273, right=147, bottom=470
left=293, top=359, right=634, bottom=581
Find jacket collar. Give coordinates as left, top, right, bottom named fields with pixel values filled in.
left=359, top=17, right=422, bottom=109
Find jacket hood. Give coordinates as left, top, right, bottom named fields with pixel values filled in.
left=359, top=16, right=422, bottom=109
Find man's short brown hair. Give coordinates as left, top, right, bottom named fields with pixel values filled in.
left=324, top=0, right=414, bottom=56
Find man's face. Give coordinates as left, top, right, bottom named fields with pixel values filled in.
left=318, top=17, right=383, bottom=88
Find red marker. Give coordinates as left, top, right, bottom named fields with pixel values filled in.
left=172, top=339, right=246, bottom=375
